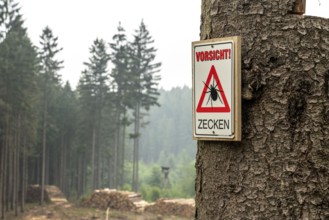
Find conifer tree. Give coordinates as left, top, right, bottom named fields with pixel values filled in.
left=0, top=3, right=39, bottom=216
left=109, top=22, right=131, bottom=188
left=0, top=0, right=21, bottom=41
left=56, top=82, right=77, bottom=196
left=129, top=21, right=161, bottom=192
left=77, top=38, right=110, bottom=190
left=38, top=26, right=63, bottom=204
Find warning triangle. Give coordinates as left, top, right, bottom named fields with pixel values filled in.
left=196, top=65, right=230, bottom=113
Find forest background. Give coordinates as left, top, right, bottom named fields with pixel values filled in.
left=0, top=1, right=196, bottom=218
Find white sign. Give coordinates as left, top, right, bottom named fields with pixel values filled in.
left=192, top=37, right=241, bottom=141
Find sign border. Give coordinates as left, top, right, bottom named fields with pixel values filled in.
left=192, top=36, right=241, bottom=141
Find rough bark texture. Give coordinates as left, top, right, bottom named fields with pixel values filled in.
left=196, top=1, right=329, bottom=219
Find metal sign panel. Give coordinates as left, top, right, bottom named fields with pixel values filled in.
left=192, top=36, right=241, bottom=141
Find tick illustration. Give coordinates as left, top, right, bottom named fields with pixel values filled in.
left=203, top=78, right=222, bottom=108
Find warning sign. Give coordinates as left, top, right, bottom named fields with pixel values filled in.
left=192, top=37, right=241, bottom=141
left=196, top=65, right=230, bottom=113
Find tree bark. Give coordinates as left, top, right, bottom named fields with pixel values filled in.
left=41, top=97, right=47, bottom=205
left=1, top=124, right=7, bottom=219
left=196, top=0, right=329, bottom=219
left=119, top=113, right=126, bottom=187
left=132, top=103, right=140, bottom=192
left=91, top=126, right=96, bottom=190
left=113, top=121, right=118, bottom=188
left=0, top=123, right=5, bottom=219
left=20, top=135, right=27, bottom=213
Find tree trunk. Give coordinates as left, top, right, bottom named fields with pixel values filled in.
left=0, top=125, right=4, bottom=219
left=0, top=139, right=2, bottom=219
left=196, top=1, right=329, bottom=219
left=14, top=113, right=20, bottom=216
left=113, top=114, right=120, bottom=189
left=8, top=133, right=13, bottom=211
left=2, top=118, right=9, bottom=219
left=20, top=135, right=27, bottom=213
left=119, top=113, right=126, bottom=187
left=59, top=134, right=64, bottom=191
left=41, top=97, right=47, bottom=205
left=77, top=154, right=83, bottom=198
left=132, top=103, right=140, bottom=192
left=91, top=126, right=96, bottom=190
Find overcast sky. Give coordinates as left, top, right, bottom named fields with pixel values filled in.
left=19, top=1, right=328, bottom=90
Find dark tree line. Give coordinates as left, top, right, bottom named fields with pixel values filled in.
left=0, top=1, right=161, bottom=218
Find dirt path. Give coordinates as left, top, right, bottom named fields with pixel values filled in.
left=11, top=185, right=72, bottom=220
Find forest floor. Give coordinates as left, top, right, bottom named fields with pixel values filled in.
left=8, top=186, right=192, bottom=220
left=9, top=203, right=191, bottom=220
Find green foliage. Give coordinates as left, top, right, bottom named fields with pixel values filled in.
left=138, top=153, right=196, bottom=201
left=128, top=20, right=161, bottom=110
left=39, top=26, right=63, bottom=83
left=120, top=183, right=132, bottom=192
left=169, top=155, right=196, bottom=198
left=0, top=0, right=23, bottom=41
left=139, top=163, right=162, bottom=187
left=140, top=184, right=161, bottom=202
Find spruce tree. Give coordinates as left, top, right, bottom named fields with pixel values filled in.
left=0, top=0, right=21, bottom=41
left=38, top=26, right=63, bottom=204
left=109, top=22, right=131, bottom=188
left=129, top=21, right=161, bottom=192
left=0, top=5, right=39, bottom=216
left=56, top=82, right=78, bottom=196
left=77, top=38, right=110, bottom=190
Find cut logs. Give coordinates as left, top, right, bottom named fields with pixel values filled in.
left=26, top=185, right=68, bottom=204
left=26, top=185, right=51, bottom=203
left=145, top=199, right=195, bottom=218
left=83, top=189, right=195, bottom=218
left=82, top=189, right=149, bottom=212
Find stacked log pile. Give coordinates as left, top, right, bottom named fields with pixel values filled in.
left=83, top=188, right=195, bottom=217
left=83, top=189, right=149, bottom=212
left=26, top=185, right=51, bottom=203
left=45, top=185, right=68, bottom=204
left=145, top=199, right=195, bottom=218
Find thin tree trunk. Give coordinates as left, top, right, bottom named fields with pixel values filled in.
left=91, top=126, right=96, bottom=190
left=0, top=125, right=3, bottom=219
left=60, top=134, right=64, bottom=192
left=119, top=115, right=126, bottom=187
left=9, top=133, right=13, bottom=211
left=113, top=118, right=119, bottom=189
left=13, top=144, right=18, bottom=216
left=0, top=139, right=2, bottom=219
left=0, top=124, right=5, bottom=219
left=77, top=155, right=82, bottom=197
left=96, top=127, right=101, bottom=189
left=14, top=113, right=21, bottom=216
left=62, top=137, right=67, bottom=195
left=2, top=115, right=9, bottom=218
left=1, top=135, right=6, bottom=220
left=41, top=98, right=47, bottom=205
left=20, top=135, right=26, bottom=213
left=132, top=103, right=140, bottom=192
left=111, top=111, right=120, bottom=189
